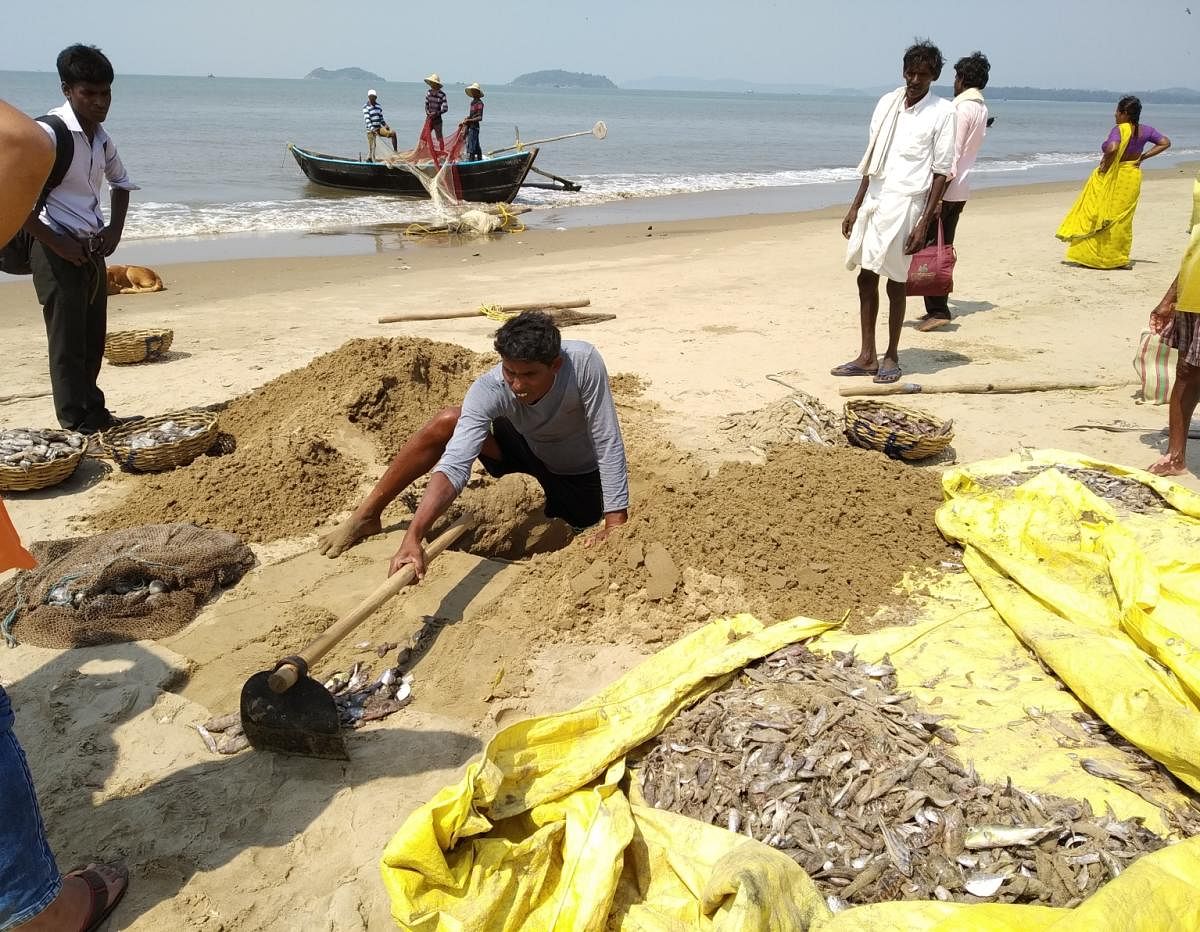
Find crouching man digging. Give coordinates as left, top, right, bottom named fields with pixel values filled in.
left=318, top=312, right=630, bottom=576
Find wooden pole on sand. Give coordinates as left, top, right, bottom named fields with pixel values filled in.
left=378, top=299, right=590, bottom=324
left=839, top=380, right=1134, bottom=397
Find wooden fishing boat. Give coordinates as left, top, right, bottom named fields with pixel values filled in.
left=288, top=144, right=538, bottom=203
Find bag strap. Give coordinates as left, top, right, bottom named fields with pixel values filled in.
left=33, top=114, right=73, bottom=212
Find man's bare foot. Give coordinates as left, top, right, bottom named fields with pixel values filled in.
left=1147, top=455, right=1190, bottom=477
left=317, top=513, right=382, bottom=557
left=18, top=863, right=128, bottom=931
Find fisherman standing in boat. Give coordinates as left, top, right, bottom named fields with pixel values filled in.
left=460, top=83, right=485, bottom=161
left=423, top=73, right=448, bottom=150
left=362, top=89, right=397, bottom=161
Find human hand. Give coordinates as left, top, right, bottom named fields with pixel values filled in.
left=1150, top=300, right=1176, bottom=335
left=904, top=219, right=931, bottom=255
left=584, top=511, right=627, bottom=548
left=841, top=208, right=858, bottom=240
left=388, top=537, right=426, bottom=580
left=98, top=225, right=122, bottom=257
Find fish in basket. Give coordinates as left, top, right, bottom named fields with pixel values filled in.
left=100, top=411, right=220, bottom=472
left=0, top=428, right=87, bottom=492
left=843, top=400, right=954, bottom=462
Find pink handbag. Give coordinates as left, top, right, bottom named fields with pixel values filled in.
left=905, top=217, right=956, bottom=297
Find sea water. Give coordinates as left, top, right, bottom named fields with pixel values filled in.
left=4, top=71, right=1200, bottom=251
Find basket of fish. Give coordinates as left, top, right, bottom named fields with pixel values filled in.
left=99, top=411, right=219, bottom=472
left=0, top=428, right=87, bottom=492
left=844, top=399, right=954, bottom=462
left=103, top=328, right=174, bottom=365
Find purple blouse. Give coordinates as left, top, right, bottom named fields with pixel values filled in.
left=1105, top=124, right=1165, bottom=160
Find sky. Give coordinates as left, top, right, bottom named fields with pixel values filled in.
left=1, top=0, right=1198, bottom=91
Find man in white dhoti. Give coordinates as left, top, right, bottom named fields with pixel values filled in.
left=833, top=40, right=956, bottom=384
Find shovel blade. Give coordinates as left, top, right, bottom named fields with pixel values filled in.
left=240, top=670, right=348, bottom=760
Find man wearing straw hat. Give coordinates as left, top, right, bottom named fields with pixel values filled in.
left=423, top=73, right=448, bottom=149
left=460, top=83, right=485, bottom=161
left=362, top=89, right=397, bottom=161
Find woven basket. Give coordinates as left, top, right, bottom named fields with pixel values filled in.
left=104, top=329, right=174, bottom=365
left=843, top=400, right=954, bottom=462
left=0, top=440, right=86, bottom=492
left=100, top=411, right=219, bottom=472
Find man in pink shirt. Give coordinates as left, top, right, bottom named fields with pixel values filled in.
left=916, top=52, right=990, bottom=332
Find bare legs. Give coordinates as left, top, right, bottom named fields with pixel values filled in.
left=838, top=270, right=907, bottom=374
left=317, top=406, right=500, bottom=557
left=1149, top=360, right=1200, bottom=476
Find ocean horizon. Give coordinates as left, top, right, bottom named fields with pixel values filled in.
left=4, top=70, right=1200, bottom=262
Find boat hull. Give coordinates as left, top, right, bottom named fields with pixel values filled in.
left=288, top=145, right=537, bottom=203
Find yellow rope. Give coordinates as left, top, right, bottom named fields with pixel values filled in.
left=477, top=304, right=516, bottom=321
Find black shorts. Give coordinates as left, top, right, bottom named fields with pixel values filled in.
left=478, top=417, right=604, bottom=530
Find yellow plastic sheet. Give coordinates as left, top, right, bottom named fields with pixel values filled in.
left=382, top=451, right=1200, bottom=931
left=937, top=450, right=1200, bottom=792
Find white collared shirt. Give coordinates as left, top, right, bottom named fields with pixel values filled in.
left=37, top=102, right=139, bottom=236
left=945, top=97, right=988, bottom=202
left=867, top=88, right=956, bottom=198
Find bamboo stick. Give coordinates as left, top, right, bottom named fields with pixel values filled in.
left=379, top=298, right=590, bottom=324
left=840, top=380, right=1133, bottom=397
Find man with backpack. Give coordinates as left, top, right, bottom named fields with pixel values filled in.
left=21, top=44, right=140, bottom=434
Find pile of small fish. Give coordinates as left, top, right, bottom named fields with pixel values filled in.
left=637, top=645, right=1171, bottom=908
left=852, top=406, right=952, bottom=440
left=46, top=576, right=170, bottom=609
left=126, top=420, right=209, bottom=450
left=195, top=712, right=250, bottom=756
left=0, top=428, right=84, bottom=468
left=322, top=657, right=414, bottom=727
left=718, top=392, right=844, bottom=454
left=987, top=466, right=1166, bottom=514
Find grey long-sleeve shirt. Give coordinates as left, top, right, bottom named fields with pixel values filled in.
left=433, top=341, right=630, bottom=512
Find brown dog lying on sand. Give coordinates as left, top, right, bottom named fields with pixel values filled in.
left=106, top=264, right=165, bottom=295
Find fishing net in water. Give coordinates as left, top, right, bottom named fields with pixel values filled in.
left=381, top=118, right=469, bottom=209
left=0, top=523, right=256, bottom=648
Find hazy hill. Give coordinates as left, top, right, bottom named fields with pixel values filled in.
left=510, top=69, right=616, bottom=89
left=305, top=67, right=386, bottom=83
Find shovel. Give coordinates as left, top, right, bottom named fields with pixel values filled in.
left=240, top=516, right=472, bottom=760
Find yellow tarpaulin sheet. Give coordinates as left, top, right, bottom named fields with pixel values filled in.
left=381, top=451, right=1200, bottom=930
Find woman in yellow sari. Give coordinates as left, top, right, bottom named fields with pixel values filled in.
left=1056, top=96, right=1171, bottom=268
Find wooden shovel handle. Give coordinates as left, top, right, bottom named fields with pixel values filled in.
left=268, top=516, right=472, bottom=693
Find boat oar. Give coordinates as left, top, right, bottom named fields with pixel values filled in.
left=486, top=120, right=607, bottom=157
left=239, top=516, right=472, bottom=760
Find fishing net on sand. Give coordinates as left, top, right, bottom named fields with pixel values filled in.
left=0, top=524, right=255, bottom=648
left=380, top=118, right=469, bottom=209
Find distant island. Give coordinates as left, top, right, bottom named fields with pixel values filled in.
left=510, top=69, right=617, bottom=89
left=623, top=75, right=1200, bottom=103
left=945, top=85, right=1200, bottom=105
left=305, top=67, right=385, bottom=83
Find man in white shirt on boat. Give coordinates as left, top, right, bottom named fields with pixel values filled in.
left=833, top=40, right=956, bottom=384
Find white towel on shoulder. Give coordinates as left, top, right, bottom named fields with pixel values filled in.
left=855, top=88, right=905, bottom=178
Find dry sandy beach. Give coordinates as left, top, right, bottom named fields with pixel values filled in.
left=1, top=167, right=1198, bottom=929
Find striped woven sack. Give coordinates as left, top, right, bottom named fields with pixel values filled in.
left=1133, top=329, right=1177, bottom=405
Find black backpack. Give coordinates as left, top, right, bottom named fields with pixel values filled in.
left=0, top=114, right=74, bottom=275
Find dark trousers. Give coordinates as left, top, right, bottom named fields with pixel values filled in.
left=923, top=200, right=966, bottom=318
left=30, top=241, right=109, bottom=431
left=465, top=125, right=481, bottom=161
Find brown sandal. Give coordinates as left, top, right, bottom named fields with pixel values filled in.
left=65, top=863, right=129, bottom=932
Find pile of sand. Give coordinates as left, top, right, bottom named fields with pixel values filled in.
left=493, top=444, right=951, bottom=646
left=93, top=338, right=490, bottom=542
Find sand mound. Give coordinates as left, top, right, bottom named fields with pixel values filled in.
left=93, top=338, right=489, bottom=542
left=493, top=444, right=951, bottom=646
